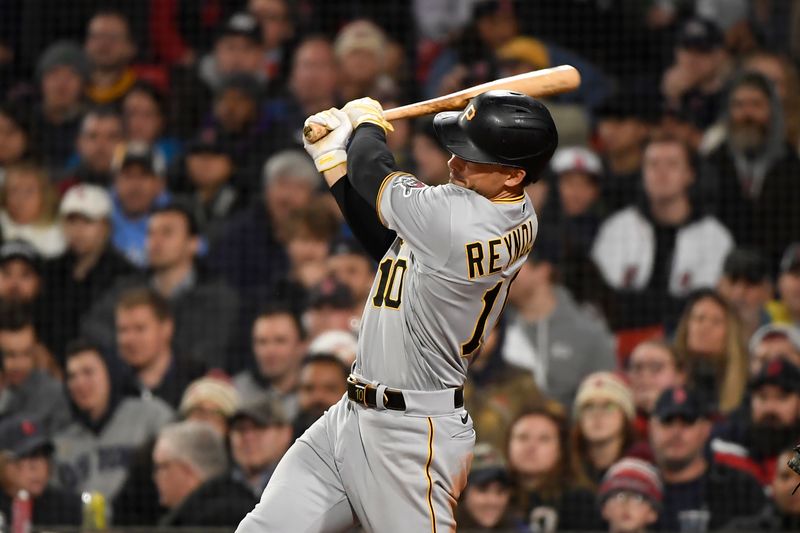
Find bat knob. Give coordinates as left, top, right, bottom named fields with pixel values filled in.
left=303, top=123, right=330, bottom=144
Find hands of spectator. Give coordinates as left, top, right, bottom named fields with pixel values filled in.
left=303, top=108, right=353, bottom=173
left=661, top=64, right=699, bottom=105
left=341, top=97, right=394, bottom=135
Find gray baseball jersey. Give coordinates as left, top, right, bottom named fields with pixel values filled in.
left=354, top=172, right=537, bottom=390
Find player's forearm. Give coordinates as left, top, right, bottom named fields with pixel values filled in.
left=329, top=177, right=397, bottom=261
left=346, top=123, right=397, bottom=209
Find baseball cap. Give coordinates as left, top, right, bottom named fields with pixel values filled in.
left=307, top=278, right=355, bottom=310
left=185, top=137, right=231, bottom=157
left=550, top=146, right=603, bottom=178
left=748, top=323, right=800, bottom=355
left=0, top=417, right=54, bottom=459
left=677, top=17, right=724, bottom=52
left=0, top=240, right=41, bottom=273
left=112, top=142, right=166, bottom=177
left=59, top=184, right=112, bottom=220
left=230, top=398, right=288, bottom=427
left=722, top=248, right=769, bottom=284
left=329, top=237, right=370, bottom=259
left=217, top=12, right=262, bottom=45
left=334, top=20, right=387, bottom=60
left=595, top=91, right=659, bottom=123
left=215, top=73, right=263, bottom=102
left=750, top=357, right=800, bottom=394
left=496, top=37, right=549, bottom=71
left=598, top=458, right=663, bottom=508
left=36, top=40, right=90, bottom=81
left=573, top=372, right=635, bottom=421
left=179, top=374, right=240, bottom=419
left=652, top=386, right=708, bottom=422
left=468, top=443, right=512, bottom=487
left=780, top=243, right=800, bottom=275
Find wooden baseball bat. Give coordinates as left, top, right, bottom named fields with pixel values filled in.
left=303, top=64, right=581, bottom=143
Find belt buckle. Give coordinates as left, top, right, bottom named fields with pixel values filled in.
left=354, top=382, right=367, bottom=405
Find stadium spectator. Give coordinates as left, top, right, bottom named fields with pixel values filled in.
left=597, top=458, right=662, bottom=533
left=503, top=250, right=616, bottom=409
left=178, top=374, right=240, bottom=437
left=109, top=142, right=169, bottom=267
left=712, top=357, right=800, bottom=486
left=327, top=238, right=375, bottom=308
left=570, top=372, right=638, bottom=486
left=229, top=398, right=293, bottom=497
left=0, top=240, right=44, bottom=308
left=673, top=289, right=749, bottom=415
left=28, top=41, right=89, bottom=173
left=649, top=386, right=765, bottom=531
left=234, top=305, right=304, bottom=421
left=209, top=150, right=320, bottom=296
left=303, top=278, right=358, bottom=340
left=661, top=17, right=732, bottom=130
left=43, top=184, right=135, bottom=359
left=748, top=323, right=800, bottom=376
left=248, top=0, right=295, bottom=86
left=591, top=134, right=734, bottom=330
left=0, top=307, right=70, bottom=434
left=334, top=20, right=390, bottom=102
left=121, top=82, right=181, bottom=165
left=85, top=203, right=239, bottom=371
left=0, top=105, right=31, bottom=174
left=307, top=329, right=358, bottom=368
left=703, top=72, right=800, bottom=267
left=506, top=406, right=603, bottom=531
left=286, top=36, right=340, bottom=135
left=115, top=287, right=207, bottom=409
left=54, top=340, right=173, bottom=500
left=455, top=442, right=526, bottom=531
left=0, top=416, right=81, bottom=526
left=69, top=107, right=124, bottom=187
left=465, top=319, right=543, bottom=453
left=0, top=162, right=65, bottom=258
left=293, top=353, right=348, bottom=438
left=83, top=10, right=138, bottom=106
left=716, top=248, right=774, bottom=341
left=411, top=117, right=450, bottom=185
left=626, top=340, right=686, bottom=439
left=768, top=242, right=800, bottom=327
left=153, top=420, right=256, bottom=527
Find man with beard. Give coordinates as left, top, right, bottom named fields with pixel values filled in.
left=711, top=357, right=800, bottom=486
left=649, top=386, right=765, bottom=531
left=83, top=10, right=138, bottom=107
left=292, top=353, right=348, bottom=439
left=703, top=71, right=800, bottom=269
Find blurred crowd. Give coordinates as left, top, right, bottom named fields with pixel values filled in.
left=0, top=0, right=800, bottom=531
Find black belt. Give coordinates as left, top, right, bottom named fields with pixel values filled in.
left=346, top=377, right=464, bottom=411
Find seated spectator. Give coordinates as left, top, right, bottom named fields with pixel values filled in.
left=303, top=278, right=358, bottom=340
left=465, top=319, right=544, bottom=453
left=229, top=398, right=293, bottom=498
left=626, top=341, right=686, bottom=440
left=285, top=36, right=340, bottom=137
left=717, top=248, right=774, bottom=341
left=334, top=20, right=390, bottom=103
left=208, top=149, right=320, bottom=296
left=178, top=374, right=240, bottom=437
left=455, top=442, right=526, bottom=531
left=726, top=446, right=800, bottom=530
left=503, top=250, right=616, bottom=409
left=649, top=386, right=765, bottom=530
left=153, top=421, right=256, bottom=527
left=234, top=305, right=304, bottom=421
left=411, top=118, right=450, bottom=185
left=0, top=163, right=65, bottom=258
left=83, top=10, right=138, bottom=106
left=0, top=240, right=42, bottom=307
left=767, top=242, right=800, bottom=327
left=115, top=288, right=207, bottom=409
left=748, top=323, right=800, bottom=375
left=0, top=307, right=70, bottom=434
left=84, top=203, right=239, bottom=370
left=109, top=142, right=169, bottom=267
left=0, top=105, right=31, bottom=175
left=29, top=41, right=89, bottom=174
left=506, top=405, right=603, bottom=531
left=121, top=82, right=181, bottom=166
left=55, top=340, right=173, bottom=500
left=597, top=458, right=662, bottom=533
left=327, top=238, right=375, bottom=309
left=67, top=107, right=124, bottom=187
left=673, top=289, right=749, bottom=415
left=591, top=134, right=734, bottom=330
left=0, top=417, right=81, bottom=527
left=248, top=0, right=295, bottom=87
left=712, top=358, right=800, bottom=486
left=43, top=184, right=135, bottom=359
left=570, top=372, right=638, bottom=486
left=307, top=329, right=358, bottom=368
left=293, top=353, right=348, bottom=439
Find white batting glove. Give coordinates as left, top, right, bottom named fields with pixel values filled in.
left=303, top=108, right=353, bottom=173
left=342, top=97, right=394, bottom=134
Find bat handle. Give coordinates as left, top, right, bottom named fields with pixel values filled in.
left=303, top=123, right=330, bottom=144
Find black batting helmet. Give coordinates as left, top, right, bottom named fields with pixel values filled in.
left=433, top=90, right=558, bottom=183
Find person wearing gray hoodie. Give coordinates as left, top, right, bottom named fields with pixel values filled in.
left=502, top=250, right=616, bottom=410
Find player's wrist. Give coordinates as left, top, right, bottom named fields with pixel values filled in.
left=314, top=150, right=347, bottom=173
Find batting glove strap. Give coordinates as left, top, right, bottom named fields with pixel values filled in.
left=314, top=149, right=347, bottom=173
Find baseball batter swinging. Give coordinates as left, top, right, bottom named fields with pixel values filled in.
left=236, top=90, right=558, bottom=532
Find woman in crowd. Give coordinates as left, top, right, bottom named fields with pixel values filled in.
left=0, top=162, right=65, bottom=257
left=506, top=403, right=603, bottom=531
left=121, top=82, right=181, bottom=165
left=673, top=288, right=749, bottom=415
left=569, top=372, right=638, bottom=487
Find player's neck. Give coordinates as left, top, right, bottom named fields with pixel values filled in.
left=488, top=185, right=525, bottom=202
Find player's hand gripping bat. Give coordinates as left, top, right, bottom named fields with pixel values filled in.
left=303, top=65, right=581, bottom=143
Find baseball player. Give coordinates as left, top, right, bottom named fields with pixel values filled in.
left=236, top=90, right=558, bottom=532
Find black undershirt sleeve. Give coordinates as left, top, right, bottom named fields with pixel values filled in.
left=329, top=176, right=397, bottom=262
left=346, top=123, right=398, bottom=209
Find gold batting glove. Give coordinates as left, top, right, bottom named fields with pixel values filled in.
left=342, top=97, right=394, bottom=134
left=302, top=108, right=353, bottom=173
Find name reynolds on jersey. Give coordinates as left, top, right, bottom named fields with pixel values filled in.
left=464, top=219, right=535, bottom=279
